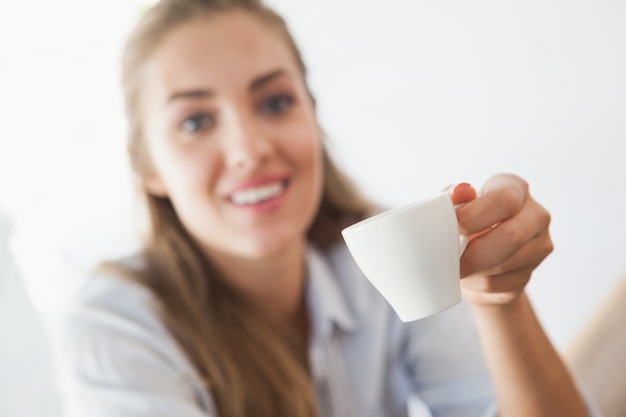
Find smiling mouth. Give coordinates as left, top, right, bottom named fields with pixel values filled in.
left=229, top=180, right=287, bottom=206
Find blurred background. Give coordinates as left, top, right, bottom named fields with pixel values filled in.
left=1, top=0, right=625, bottom=416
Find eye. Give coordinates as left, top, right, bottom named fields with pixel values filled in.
left=259, top=94, right=295, bottom=115
left=180, top=113, right=214, bottom=133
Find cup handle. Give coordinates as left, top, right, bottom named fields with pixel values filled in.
left=459, top=234, right=470, bottom=255
left=454, top=202, right=470, bottom=256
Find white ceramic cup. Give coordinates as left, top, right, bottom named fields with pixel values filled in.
left=341, top=191, right=469, bottom=322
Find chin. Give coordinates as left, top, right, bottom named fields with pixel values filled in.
left=238, top=230, right=305, bottom=261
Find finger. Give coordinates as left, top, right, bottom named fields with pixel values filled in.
left=457, top=175, right=527, bottom=235
left=460, top=230, right=553, bottom=305
left=448, top=182, right=477, bottom=205
left=480, top=173, right=528, bottom=195
left=460, top=199, right=551, bottom=275
left=462, top=227, right=553, bottom=279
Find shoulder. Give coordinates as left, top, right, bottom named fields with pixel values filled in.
left=52, top=253, right=198, bottom=380
left=61, top=253, right=161, bottom=336
left=51, top=258, right=217, bottom=415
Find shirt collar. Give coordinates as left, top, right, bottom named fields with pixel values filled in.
left=305, top=243, right=356, bottom=339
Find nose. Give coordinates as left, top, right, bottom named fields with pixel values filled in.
left=221, top=108, right=273, bottom=171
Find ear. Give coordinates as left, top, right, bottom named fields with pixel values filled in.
left=142, top=170, right=169, bottom=198
left=127, top=144, right=169, bottom=198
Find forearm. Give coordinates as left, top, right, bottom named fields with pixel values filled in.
left=469, top=292, right=588, bottom=417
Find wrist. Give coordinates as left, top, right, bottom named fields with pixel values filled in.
left=465, top=290, right=529, bottom=319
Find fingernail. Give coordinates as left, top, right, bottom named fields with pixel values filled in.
left=448, top=182, right=472, bottom=193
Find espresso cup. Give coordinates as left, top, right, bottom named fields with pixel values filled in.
left=341, top=191, right=469, bottom=322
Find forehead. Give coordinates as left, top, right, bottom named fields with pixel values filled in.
left=143, top=11, right=300, bottom=98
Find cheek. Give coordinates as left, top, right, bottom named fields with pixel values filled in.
left=281, top=120, right=322, bottom=171
left=153, top=139, right=222, bottom=197
left=283, top=124, right=324, bottom=217
left=162, top=152, right=223, bottom=235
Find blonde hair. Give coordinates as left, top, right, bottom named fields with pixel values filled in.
left=119, top=0, right=372, bottom=416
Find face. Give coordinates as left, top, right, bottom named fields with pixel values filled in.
left=140, top=11, right=324, bottom=262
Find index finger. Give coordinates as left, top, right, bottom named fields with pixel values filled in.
left=457, top=174, right=527, bottom=235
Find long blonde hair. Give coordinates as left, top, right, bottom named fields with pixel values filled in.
left=119, top=0, right=371, bottom=416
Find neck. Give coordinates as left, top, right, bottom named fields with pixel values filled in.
left=205, top=240, right=308, bottom=322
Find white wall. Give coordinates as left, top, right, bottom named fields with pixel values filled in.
left=267, top=0, right=626, bottom=350
left=1, top=0, right=625, bottom=416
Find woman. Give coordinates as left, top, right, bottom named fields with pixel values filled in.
left=53, top=0, right=600, bottom=416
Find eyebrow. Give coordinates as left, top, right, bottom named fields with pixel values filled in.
left=166, top=69, right=288, bottom=105
left=249, top=69, right=287, bottom=91
left=167, top=89, right=214, bottom=104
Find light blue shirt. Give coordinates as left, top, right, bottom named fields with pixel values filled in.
left=52, top=243, right=601, bottom=417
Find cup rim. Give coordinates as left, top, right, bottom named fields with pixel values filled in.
left=342, top=190, right=454, bottom=234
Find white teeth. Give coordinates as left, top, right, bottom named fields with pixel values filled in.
left=230, top=181, right=284, bottom=205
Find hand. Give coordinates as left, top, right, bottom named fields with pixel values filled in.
left=449, top=174, right=553, bottom=306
